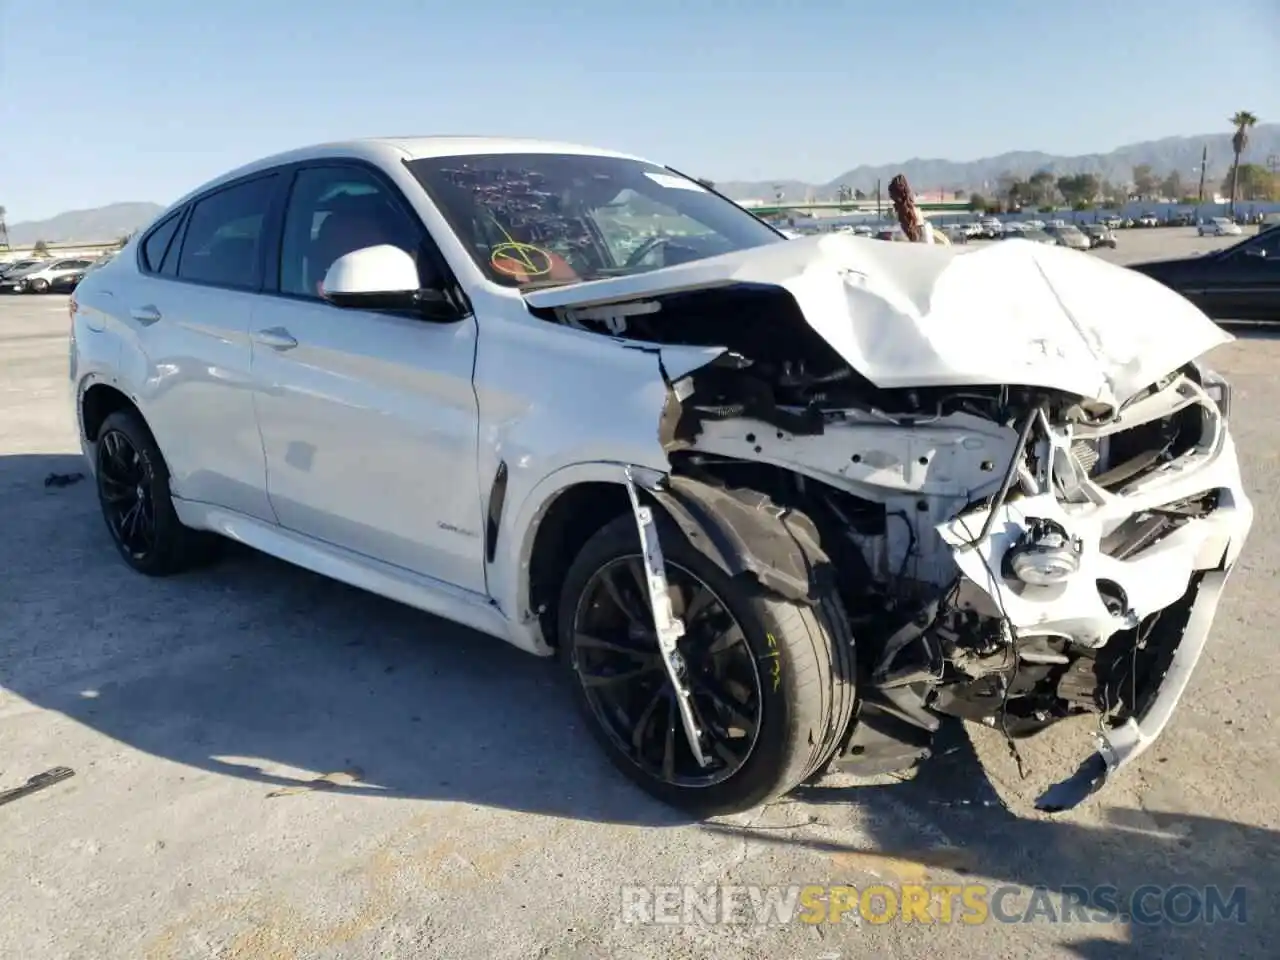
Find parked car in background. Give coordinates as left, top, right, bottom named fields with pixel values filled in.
left=1101, top=215, right=1123, bottom=229
left=874, top=224, right=907, bottom=241
left=1198, top=217, right=1243, bottom=237
left=0, top=258, right=44, bottom=279
left=49, top=259, right=107, bottom=293
left=68, top=135, right=1252, bottom=817
left=1043, top=224, right=1091, bottom=251
left=1130, top=225, right=1280, bottom=321
left=1000, top=229, right=1057, bottom=245
left=976, top=216, right=1002, bottom=238
left=0, top=261, right=53, bottom=293
left=1137, top=213, right=1160, bottom=228
left=6, top=257, right=96, bottom=293
left=1082, top=224, right=1118, bottom=249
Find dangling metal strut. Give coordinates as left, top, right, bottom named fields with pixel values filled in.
left=622, top=468, right=710, bottom=768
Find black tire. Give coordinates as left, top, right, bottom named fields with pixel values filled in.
left=94, top=409, right=220, bottom=576
left=28, top=278, right=49, bottom=294
left=559, top=513, right=855, bottom=817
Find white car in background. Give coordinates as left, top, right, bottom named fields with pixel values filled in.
left=977, top=216, right=1002, bottom=238
left=2, top=256, right=96, bottom=293
left=69, top=136, right=1252, bottom=816
left=1198, top=217, right=1243, bottom=237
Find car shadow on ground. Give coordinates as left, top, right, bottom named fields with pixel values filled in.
left=1, top=453, right=690, bottom=828
left=4, top=453, right=1275, bottom=956
left=707, top=719, right=1277, bottom=958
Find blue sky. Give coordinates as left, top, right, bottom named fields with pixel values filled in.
left=2, top=0, right=1277, bottom=222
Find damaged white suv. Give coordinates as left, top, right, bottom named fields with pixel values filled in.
left=70, top=137, right=1252, bottom=816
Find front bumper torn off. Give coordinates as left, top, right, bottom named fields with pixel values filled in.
left=1034, top=566, right=1229, bottom=812
left=937, top=417, right=1251, bottom=811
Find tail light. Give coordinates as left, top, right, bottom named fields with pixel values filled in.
left=68, top=294, right=78, bottom=322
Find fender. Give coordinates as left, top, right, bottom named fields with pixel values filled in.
left=636, top=473, right=831, bottom=605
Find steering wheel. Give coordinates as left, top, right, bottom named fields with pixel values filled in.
left=624, top=235, right=674, bottom=269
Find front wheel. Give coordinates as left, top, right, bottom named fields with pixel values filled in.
left=559, top=513, right=855, bottom=817
left=28, top=278, right=49, bottom=294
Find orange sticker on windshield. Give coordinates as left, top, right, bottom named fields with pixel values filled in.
left=490, top=242, right=554, bottom=278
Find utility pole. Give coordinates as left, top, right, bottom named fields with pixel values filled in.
left=0, top=205, right=8, bottom=251
left=875, top=178, right=882, bottom=219
left=1196, top=144, right=1208, bottom=204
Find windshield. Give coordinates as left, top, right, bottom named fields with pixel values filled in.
left=406, top=153, right=783, bottom=287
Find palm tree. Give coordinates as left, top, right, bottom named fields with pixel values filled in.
left=1227, top=111, right=1259, bottom=217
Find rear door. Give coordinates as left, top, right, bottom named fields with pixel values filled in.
left=123, top=173, right=282, bottom=520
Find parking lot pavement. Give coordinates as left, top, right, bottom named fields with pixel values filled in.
left=1, top=235, right=1277, bottom=960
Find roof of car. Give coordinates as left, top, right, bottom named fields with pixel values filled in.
left=170, top=136, right=651, bottom=212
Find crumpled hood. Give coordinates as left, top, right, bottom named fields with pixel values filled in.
left=524, top=233, right=1231, bottom=408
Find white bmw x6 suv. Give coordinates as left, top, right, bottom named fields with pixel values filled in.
left=70, top=137, right=1252, bottom=816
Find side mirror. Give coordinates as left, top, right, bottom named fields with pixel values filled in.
left=321, top=244, right=462, bottom=320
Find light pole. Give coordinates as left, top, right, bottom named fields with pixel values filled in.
left=1195, top=144, right=1209, bottom=205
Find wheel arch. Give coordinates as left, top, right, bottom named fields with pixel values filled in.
left=80, top=381, right=144, bottom=448
left=509, top=464, right=835, bottom=654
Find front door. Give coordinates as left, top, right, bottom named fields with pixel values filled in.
left=249, top=163, right=487, bottom=594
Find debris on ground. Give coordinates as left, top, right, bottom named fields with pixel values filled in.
left=265, top=768, right=365, bottom=799
left=44, top=472, right=85, bottom=488
left=0, top=767, right=76, bottom=808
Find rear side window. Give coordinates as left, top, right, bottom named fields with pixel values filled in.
left=141, top=213, right=182, bottom=274
left=176, top=175, right=278, bottom=289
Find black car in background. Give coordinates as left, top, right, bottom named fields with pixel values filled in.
left=1130, top=226, right=1280, bottom=322
left=48, top=269, right=86, bottom=293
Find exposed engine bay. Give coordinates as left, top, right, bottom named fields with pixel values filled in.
left=522, top=238, right=1253, bottom=812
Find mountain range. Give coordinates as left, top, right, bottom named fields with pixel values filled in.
left=4, top=202, right=165, bottom=247
left=716, top=124, right=1280, bottom=202
left=4, top=124, right=1277, bottom=242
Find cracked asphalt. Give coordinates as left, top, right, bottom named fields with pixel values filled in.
left=1, top=228, right=1276, bottom=959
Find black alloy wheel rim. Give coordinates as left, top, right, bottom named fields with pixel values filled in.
left=97, top=429, right=157, bottom=559
left=571, top=555, right=764, bottom=788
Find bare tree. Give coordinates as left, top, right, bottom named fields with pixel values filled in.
left=32, top=239, right=50, bottom=257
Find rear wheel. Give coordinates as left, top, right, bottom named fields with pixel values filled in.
left=559, top=513, right=855, bottom=817
left=94, top=409, right=220, bottom=576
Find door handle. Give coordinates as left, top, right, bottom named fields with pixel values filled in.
left=254, top=326, right=298, bottom=351
left=129, top=305, right=161, bottom=325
